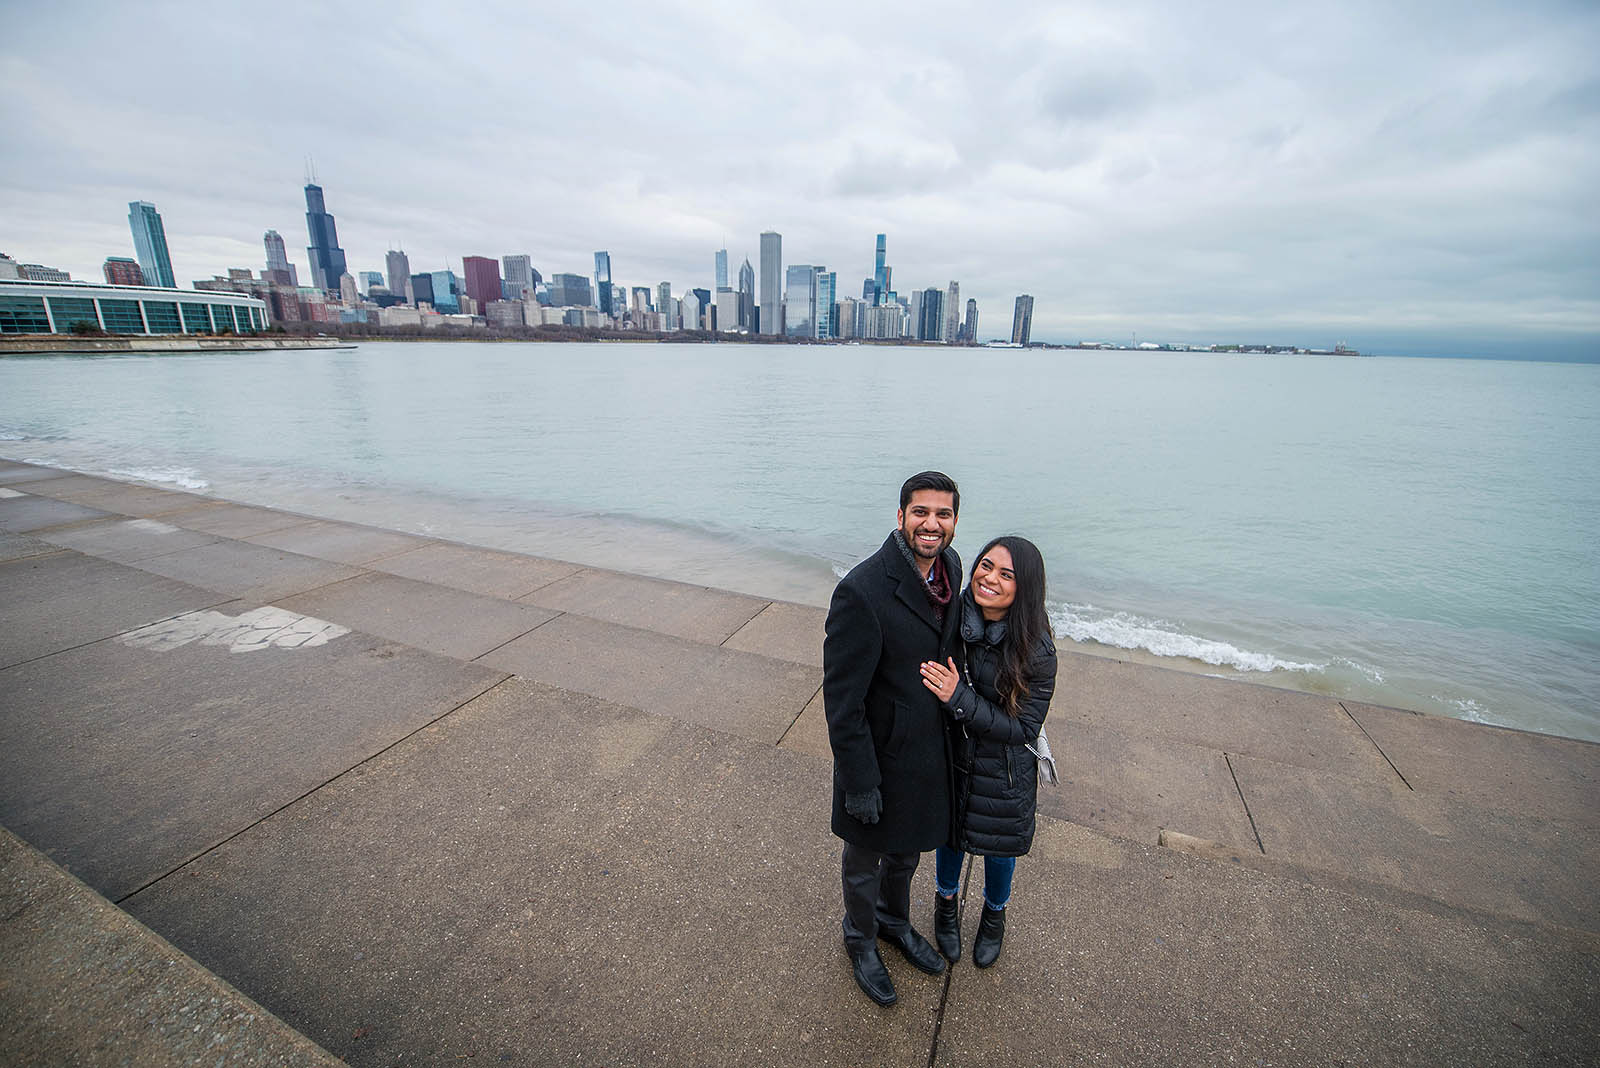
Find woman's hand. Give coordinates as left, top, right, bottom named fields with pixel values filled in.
left=920, top=657, right=961, bottom=703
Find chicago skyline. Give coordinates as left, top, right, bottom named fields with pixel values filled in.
left=4, top=4, right=1594, bottom=358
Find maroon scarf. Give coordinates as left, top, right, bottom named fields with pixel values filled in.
left=924, top=552, right=953, bottom=623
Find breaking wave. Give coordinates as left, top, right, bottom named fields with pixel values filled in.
left=108, top=466, right=210, bottom=491
left=1047, top=601, right=1324, bottom=674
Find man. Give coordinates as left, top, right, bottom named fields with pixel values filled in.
left=824, top=470, right=962, bottom=1006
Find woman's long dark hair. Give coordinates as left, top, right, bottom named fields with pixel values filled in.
left=971, top=535, right=1049, bottom=716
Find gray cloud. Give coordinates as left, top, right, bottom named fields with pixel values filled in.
left=2, top=0, right=1596, bottom=358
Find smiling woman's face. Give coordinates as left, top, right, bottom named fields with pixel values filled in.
left=971, top=545, right=1016, bottom=620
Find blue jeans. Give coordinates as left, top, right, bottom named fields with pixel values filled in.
left=935, top=846, right=1015, bottom=910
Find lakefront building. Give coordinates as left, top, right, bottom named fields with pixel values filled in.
left=0, top=279, right=267, bottom=335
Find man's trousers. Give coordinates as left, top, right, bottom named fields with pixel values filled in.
left=840, top=842, right=919, bottom=953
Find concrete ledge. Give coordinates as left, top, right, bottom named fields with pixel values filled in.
left=0, top=825, right=341, bottom=1068
left=0, top=335, right=349, bottom=354
left=4, top=459, right=1598, bottom=1065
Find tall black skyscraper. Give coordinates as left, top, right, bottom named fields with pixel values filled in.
left=304, top=183, right=347, bottom=293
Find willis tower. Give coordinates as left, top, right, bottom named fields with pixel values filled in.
left=304, top=183, right=347, bottom=293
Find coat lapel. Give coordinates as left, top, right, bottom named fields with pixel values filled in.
left=937, top=548, right=963, bottom=654
left=882, top=535, right=940, bottom=634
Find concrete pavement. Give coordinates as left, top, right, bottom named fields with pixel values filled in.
left=2, top=458, right=1596, bottom=1065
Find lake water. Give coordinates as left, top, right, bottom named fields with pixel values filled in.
left=3, top=340, right=1596, bottom=742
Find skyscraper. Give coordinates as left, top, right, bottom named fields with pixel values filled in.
left=386, top=249, right=412, bottom=301
left=127, top=201, right=175, bottom=288
left=359, top=271, right=386, bottom=293
left=657, top=282, right=675, bottom=330
left=410, top=273, right=435, bottom=308
left=963, top=298, right=978, bottom=344
left=462, top=256, right=502, bottom=311
left=103, top=257, right=143, bottom=286
left=263, top=230, right=297, bottom=286
left=944, top=281, right=961, bottom=344
left=919, top=287, right=945, bottom=341
left=502, top=255, right=536, bottom=300
left=430, top=270, right=460, bottom=314
left=873, top=234, right=888, bottom=306
left=550, top=273, right=593, bottom=307
left=594, top=252, right=613, bottom=316
left=714, top=249, right=728, bottom=290
left=737, top=258, right=755, bottom=330
left=784, top=265, right=818, bottom=338
left=818, top=270, right=837, bottom=339
left=303, top=184, right=346, bottom=293
left=759, top=231, right=782, bottom=335
left=1012, top=295, right=1034, bottom=346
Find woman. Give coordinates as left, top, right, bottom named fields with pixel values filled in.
left=919, top=535, right=1057, bottom=968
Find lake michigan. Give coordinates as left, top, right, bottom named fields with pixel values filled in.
left=3, top=341, right=1596, bottom=742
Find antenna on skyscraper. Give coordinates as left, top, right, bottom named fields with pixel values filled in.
left=305, top=156, right=317, bottom=184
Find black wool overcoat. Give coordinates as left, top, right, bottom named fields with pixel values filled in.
left=823, top=532, right=963, bottom=853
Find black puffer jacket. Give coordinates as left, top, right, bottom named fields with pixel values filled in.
left=943, top=589, right=1058, bottom=857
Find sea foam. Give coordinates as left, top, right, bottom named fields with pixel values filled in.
left=1048, top=601, right=1324, bottom=674
left=109, top=466, right=209, bottom=491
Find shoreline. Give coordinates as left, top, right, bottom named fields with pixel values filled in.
left=4, top=451, right=1596, bottom=1064
left=0, top=335, right=352, bottom=355
left=9, top=453, right=1592, bottom=744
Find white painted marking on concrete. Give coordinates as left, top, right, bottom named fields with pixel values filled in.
left=0, top=488, right=26, bottom=499
left=123, top=519, right=181, bottom=534
left=119, top=606, right=350, bottom=654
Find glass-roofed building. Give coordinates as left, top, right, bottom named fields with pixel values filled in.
left=0, top=279, right=268, bottom=336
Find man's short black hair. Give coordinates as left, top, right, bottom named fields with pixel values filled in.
left=899, top=470, right=959, bottom=516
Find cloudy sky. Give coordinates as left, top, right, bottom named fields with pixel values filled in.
left=4, top=1, right=1596, bottom=358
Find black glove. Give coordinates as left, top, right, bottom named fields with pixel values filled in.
left=844, top=787, right=882, bottom=825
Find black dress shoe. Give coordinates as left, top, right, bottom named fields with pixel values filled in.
left=849, top=945, right=898, bottom=1006
left=933, top=894, right=961, bottom=963
left=880, top=925, right=947, bottom=976
left=972, top=905, right=1006, bottom=969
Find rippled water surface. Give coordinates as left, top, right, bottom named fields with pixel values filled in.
left=3, top=341, right=1596, bottom=740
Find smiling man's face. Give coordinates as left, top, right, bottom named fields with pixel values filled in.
left=898, top=489, right=957, bottom=563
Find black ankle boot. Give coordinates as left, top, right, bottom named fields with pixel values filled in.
left=934, top=894, right=961, bottom=963
left=972, top=904, right=1006, bottom=968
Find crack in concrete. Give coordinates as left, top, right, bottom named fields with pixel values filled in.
left=1224, top=753, right=1267, bottom=854
left=1341, top=701, right=1414, bottom=790
left=113, top=673, right=513, bottom=906
left=774, top=682, right=822, bottom=748
left=470, top=611, right=564, bottom=661
left=926, top=851, right=973, bottom=1067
